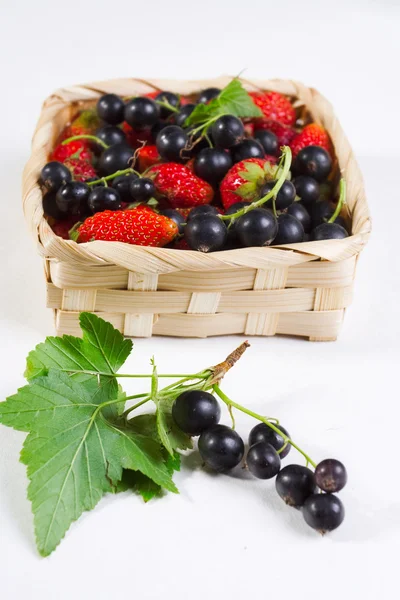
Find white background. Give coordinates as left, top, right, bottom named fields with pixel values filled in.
left=1, top=0, right=400, bottom=598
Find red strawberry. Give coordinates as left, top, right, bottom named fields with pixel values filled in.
left=76, top=206, right=178, bottom=246
left=51, top=140, right=93, bottom=163
left=290, top=123, right=333, bottom=158
left=145, top=91, right=160, bottom=99
left=249, top=92, right=296, bottom=126
left=220, top=157, right=278, bottom=209
left=137, top=145, right=162, bottom=171
left=62, top=110, right=101, bottom=142
left=147, top=163, right=214, bottom=208
left=64, top=158, right=97, bottom=182
left=121, top=122, right=153, bottom=147
left=253, top=119, right=297, bottom=147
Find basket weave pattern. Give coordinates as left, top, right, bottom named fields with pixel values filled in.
left=23, top=77, right=371, bottom=340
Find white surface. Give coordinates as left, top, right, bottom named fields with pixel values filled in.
left=1, top=1, right=400, bottom=598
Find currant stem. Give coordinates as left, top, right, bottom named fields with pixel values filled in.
left=62, top=134, right=109, bottom=149
left=212, top=384, right=317, bottom=469
left=219, top=146, right=292, bottom=222
left=155, top=99, right=180, bottom=114
left=86, top=169, right=136, bottom=186
left=328, top=179, right=346, bottom=223
left=59, top=369, right=204, bottom=378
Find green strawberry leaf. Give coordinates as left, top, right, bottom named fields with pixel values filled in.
left=0, top=370, right=176, bottom=557
left=239, top=163, right=266, bottom=183
left=234, top=182, right=258, bottom=199
left=185, top=78, right=263, bottom=127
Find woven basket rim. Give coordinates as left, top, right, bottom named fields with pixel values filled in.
left=23, top=76, right=371, bottom=272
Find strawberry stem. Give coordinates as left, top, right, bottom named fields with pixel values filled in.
left=328, top=179, right=346, bottom=223
left=219, top=146, right=292, bottom=222
left=62, top=134, right=109, bottom=150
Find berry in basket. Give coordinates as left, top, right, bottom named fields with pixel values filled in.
left=40, top=79, right=349, bottom=250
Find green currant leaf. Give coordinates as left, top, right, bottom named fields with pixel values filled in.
left=0, top=370, right=176, bottom=557
left=24, top=312, right=133, bottom=417
left=184, top=79, right=262, bottom=127
left=117, top=451, right=181, bottom=502
left=217, top=78, right=263, bottom=118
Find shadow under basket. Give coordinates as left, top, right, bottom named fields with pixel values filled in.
left=23, top=76, right=371, bottom=340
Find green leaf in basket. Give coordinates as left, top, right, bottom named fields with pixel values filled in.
left=0, top=369, right=177, bottom=556
left=184, top=78, right=263, bottom=127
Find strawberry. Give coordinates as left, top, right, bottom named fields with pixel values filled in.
left=76, top=206, right=178, bottom=246
left=137, top=145, right=162, bottom=171
left=145, top=91, right=160, bottom=99
left=220, top=157, right=278, bottom=209
left=121, top=122, right=153, bottom=147
left=62, top=110, right=101, bottom=142
left=249, top=92, right=296, bottom=126
left=51, top=140, right=93, bottom=163
left=63, top=158, right=97, bottom=182
left=290, top=123, right=333, bottom=158
left=253, top=119, right=297, bottom=147
left=175, top=208, right=192, bottom=220
left=147, top=163, right=214, bottom=209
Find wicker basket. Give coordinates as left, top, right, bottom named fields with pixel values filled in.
left=22, top=76, right=371, bottom=340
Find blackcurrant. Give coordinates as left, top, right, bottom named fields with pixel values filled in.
left=172, top=390, right=221, bottom=436
left=311, top=222, right=348, bottom=241
left=88, top=187, right=122, bottom=213
left=248, top=422, right=291, bottom=459
left=197, top=87, right=220, bottom=104
left=56, top=181, right=90, bottom=216
left=42, top=191, right=65, bottom=220
left=96, top=93, right=125, bottom=125
left=287, top=202, right=312, bottom=233
left=311, top=200, right=335, bottom=227
left=175, top=104, right=196, bottom=127
left=260, top=180, right=296, bottom=210
left=236, top=208, right=278, bottom=247
left=315, top=459, right=347, bottom=493
left=40, top=161, right=72, bottom=192
left=275, top=464, right=316, bottom=507
left=156, top=125, right=189, bottom=162
left=98, top=143, right=134, bottom=175
left=292, top=175, right=320, bottom=207
left=254, top=130, right=279, bottom=156
left=130, top=178, right=155, bottom=202
left=95, top=125, right=126, bottom=147
left=160, top=209, right=186, bottom=234
left=187, top=205, right=219, bottom=221
left=194, top=148, right=233, bottom=186
left=224, top=201, right=249, bottom=246
left=231, top=139, right=265, bottom=162
left=294, top=146, right=332, bottom=182
left=211, top=115, right=245, bottom=149
left=198, top=424, right=244, bottom=472
left=184, top=214, right=227, bottom=252
left=186, top=127, right=209, bottom=154
left=302, top=493, right=345, bottom=533
left=124, top=97, right=160, bottom=129
left=246, top=442, right=281, bottom=479
left=112, top=173, right=138, bottom=202
left=151, top=120, right=170, bottom=139
left=155, top=91, right=181, bottom=118
left=273, top=214, right=305, bottom=245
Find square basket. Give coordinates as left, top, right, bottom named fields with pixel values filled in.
left=23, top=76, right=371, bottom=340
